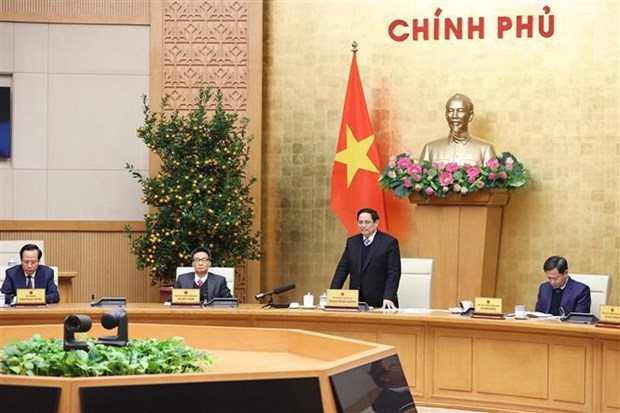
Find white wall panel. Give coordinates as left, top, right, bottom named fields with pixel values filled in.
left=47, top=74, right=148, bottom=171
left=49, top=25, right=149, bottom=74
left=12, top=73, right=48, bottom=169
left=4, top=23, right=150, bottom=220
left=12, top=169, right=47, bottom=219
left=47, top=169, right=147, bottom=220
left=0, top=169, right=13, bottom=219
left=0, top=23, right=15, bottom=73
left=14, top=23, right=47, bottom=73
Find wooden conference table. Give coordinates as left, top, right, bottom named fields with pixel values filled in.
left=1, top=303, right=619, bottom=413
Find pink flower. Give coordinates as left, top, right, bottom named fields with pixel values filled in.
left=453, top=184, right=461, bottom=192
left=445, top=162, right=459, bottom=173
left=396, top=156, right=411, bottom=169
left=505, top=162, right=513, bottom=171
left=468, top=176, right=476, bottom=184
left=414, top=184, right=422, bottom=192
left=406, top=163, right=422, bottom=176
left=466, top=166, right=481, bottom=179
left=486, top=158, right=500, bottom=170
left=499, top=171, right=507, bottom=179
left=388, top=156, right=397, bottom=167
left=439, top=172, right=454, bottom=186
left=425, top=187, right=434, bottom=195
left=488, top=172, right=496, bottom=181
left=402, top=177, right=412, bottom=188
left=476, top=181, right=485, bottom=189
left=413, top=174, right=421, bottom=182
left=387, top=170, right=396, bottom=179
left=432, top=161, right=445, bottom=169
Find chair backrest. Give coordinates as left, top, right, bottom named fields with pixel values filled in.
left=0, top=265, right=59, bottom=286
left=176, top=267, right=235, bottom=295
left=569, top=274, right=611, bottom=317
left=398, top=258, right=433, bottom=309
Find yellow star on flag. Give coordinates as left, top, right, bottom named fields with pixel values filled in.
left=335, top=125, right=379, bottom=187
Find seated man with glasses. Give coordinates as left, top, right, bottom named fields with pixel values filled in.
left=1, top=243, right=60, bottom=304
left=174, top=246, right=232, bottom=301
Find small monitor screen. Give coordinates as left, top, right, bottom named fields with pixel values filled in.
left=0, top=86, right=10, bottom=158
left=330, top=354, right=416, bottom=413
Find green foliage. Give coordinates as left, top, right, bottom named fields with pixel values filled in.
left=0, top=334, right=213, bottom=377
left=125, top=87, right=261, bottom=284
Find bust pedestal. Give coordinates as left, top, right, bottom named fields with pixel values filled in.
left=409, top=190, right=510, bottom=309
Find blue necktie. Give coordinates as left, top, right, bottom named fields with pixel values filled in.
left=364, top=238, right=371, bottom=246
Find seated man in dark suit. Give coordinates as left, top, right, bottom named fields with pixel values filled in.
left=1, top=243, right=60, bottom=304
left=174, top=246, right=232, bottom=301
left=535, top=256, right=590, bottom=315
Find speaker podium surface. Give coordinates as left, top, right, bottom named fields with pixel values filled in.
left=1, top=323, right=397, bottom=413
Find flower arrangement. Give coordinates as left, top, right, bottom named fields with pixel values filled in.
left=379, top=151, right=530, bottom=198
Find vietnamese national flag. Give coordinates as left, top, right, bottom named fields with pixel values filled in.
left=331, top=50, right=387, bottom=235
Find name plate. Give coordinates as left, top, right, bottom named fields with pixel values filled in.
left=16, top=288, right=46, bottom=305
left=473, top=297, right=504, bottom=319
left=171, top=288, right=201, bottom=305
left=597, top=305, right=620, bottom=329
left=325, top=289, right=359, bottom=309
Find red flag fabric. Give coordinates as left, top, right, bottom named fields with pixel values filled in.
left=331, top=51, right=387, bottom=235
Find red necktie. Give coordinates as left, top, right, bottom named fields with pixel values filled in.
left=27, top=276, right=33, bottom=289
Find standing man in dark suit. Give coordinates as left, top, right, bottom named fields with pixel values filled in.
left=535, top=256, right=591, bottom=315
left=1, top=243, right=60, bottom=304
left=174, top=246, right=232, bottom=301
left=330, top=208, right=401, bottom=309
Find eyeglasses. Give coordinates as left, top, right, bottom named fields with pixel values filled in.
left=357, top=220, right=374, bottom=226
left=193, top=258, right=210, bottom=263
left=22, top=260, right=39, bottom=265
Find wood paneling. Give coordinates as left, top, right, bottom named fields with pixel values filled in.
left=0, top=231, right=151, bottom=303
left=0, top=0, right=149, bottom=24
left=550, top=344, right=587, bottom=404
left=601, top=341, right=620, bottom=410
left=475, top=339, right=548, bottom=399
left=434, top=335, right=473, bottom=392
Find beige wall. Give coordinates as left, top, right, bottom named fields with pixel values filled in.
left=262, top=0, right=620, bottom=308
left=0, top=22, right=149, bottom=220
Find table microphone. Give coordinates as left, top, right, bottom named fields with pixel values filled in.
left=254, top=283, right=296, bottom=300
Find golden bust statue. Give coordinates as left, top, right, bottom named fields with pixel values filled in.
left=419, top=94, right=496, bottom=166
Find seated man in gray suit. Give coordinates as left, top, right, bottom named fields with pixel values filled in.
left=174, top=246, right=232, bottom=301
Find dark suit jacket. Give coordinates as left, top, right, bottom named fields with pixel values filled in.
left=330, top=231, right=401, bottom=308
left=1, top=264, right=60, bottom=304
left=535, top=277, right=591, bottom=314
left=174, top=271, right=232, bottom=301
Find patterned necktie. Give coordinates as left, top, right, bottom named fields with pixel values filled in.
left=197, top=279, right=203, bottom=287
left=27, top=276, right=33, bottom=289
left=364, top=238, right=371, bottom=246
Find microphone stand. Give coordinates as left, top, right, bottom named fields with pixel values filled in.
left=262, top=293, right=275, bottom=309
left=260, top=293, right=290, bottom=309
